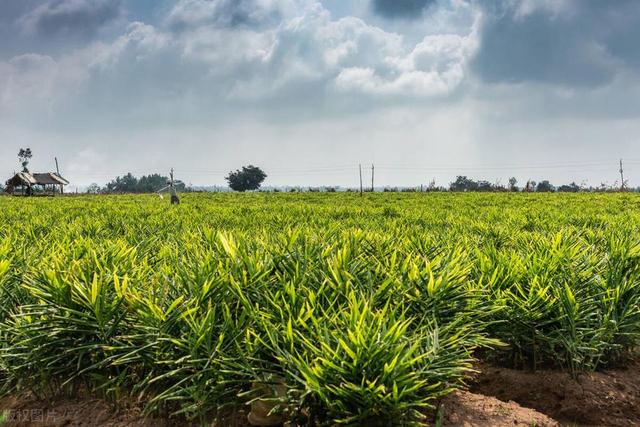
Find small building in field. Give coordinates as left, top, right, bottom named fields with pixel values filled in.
left=5, top=172, right=69, bottom=196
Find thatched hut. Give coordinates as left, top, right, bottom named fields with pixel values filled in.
left=5, top=172, right=69, bottom=196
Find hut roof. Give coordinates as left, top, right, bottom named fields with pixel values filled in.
left=5, top=172, right=69, bottom=186
left=32, top=173, right=69, bottom=185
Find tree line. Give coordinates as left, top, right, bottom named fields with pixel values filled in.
left=448, top=176, right=628, bottom=193
left=88, top=173, right=188, bottom=194
left=86, top=173, right=628, bottom=194
left=1, top=148, right=634, bottom=194
left=86, top=166, right=268, bottom=194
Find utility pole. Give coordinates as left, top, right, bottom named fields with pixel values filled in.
left=371, top=164, right=375, bottom=192
left=55, top=157, right=63, bottom=195
left=620, top=159, right=625, bottom=191
left=359, top=164, right=363, bottom=196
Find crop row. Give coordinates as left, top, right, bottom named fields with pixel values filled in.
left=1, top=193, right=640, bottom=425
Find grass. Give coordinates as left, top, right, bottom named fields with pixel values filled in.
left=1, top=192, right=640, bottom=423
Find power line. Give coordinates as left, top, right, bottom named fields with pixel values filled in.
left=375, top=163, right=618, bottom=172
left=377, top=159, right=622, bottom=167
left=57, top=158, right=636, bottom=188
left=66, top=164, right=620, bottom=176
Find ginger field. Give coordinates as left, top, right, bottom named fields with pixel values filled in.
left=1, top=193, right=640, bottom=425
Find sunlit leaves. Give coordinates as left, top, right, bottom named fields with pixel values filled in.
left=1, top=192, right=640, bottom=423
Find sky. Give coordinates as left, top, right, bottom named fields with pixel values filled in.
left=1, top=0, right=640, bottom=190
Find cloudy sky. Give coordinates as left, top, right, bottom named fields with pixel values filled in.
left=2, top=0, right=640, bottom=190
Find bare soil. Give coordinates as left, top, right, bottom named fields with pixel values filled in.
left=470, top=360, right=640, bottom=427
left=2, top=361, right=639, bottom=427
left=0, top=394, right=184, bottom=427
left=0, top=392, right=559, bottom=427
left=0, top=392, right=557, bottom=427
left=441, top=390, right=558, bottom=426
left=0, top=394, right=256, bottom=427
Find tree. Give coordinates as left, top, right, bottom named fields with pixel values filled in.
left=508, top=177, right=518, bottom=192
left=137, top=174, right=173, bottom=193
left=557, top=182, right=580, bottom=193
left=106, top=173, right=138, bottom=193
left=103, top=173, right=184, bottom=193
left=536, top=180, right=555, bottom=192
left=477, top=180, right=494, bottom=192
left=86, top=183, right=101, bottom=194
left=226, top=165, right=267, bottom=192
left=18, top=148, right=32, bottom=173
left=450, top=176, right=478, bottom=192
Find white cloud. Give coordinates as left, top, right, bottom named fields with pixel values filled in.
left=163, top=1, right=476, bottom=99
left=335, top=23, right=479, bottom=96
left=90, top=22, right=171, bottom=69
left=0, top=52, right=90, bottom=115
left=335, top=66, right=456, bottom=97
left=2, top=0, right=640, bottom=189
left=1, top=0, right=478, bottom=121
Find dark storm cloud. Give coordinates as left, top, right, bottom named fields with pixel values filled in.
left=472, top=7, right=612, bottom=87
left=371, top=0, right=436, bottom=19
left=165, top=0, right=283, bottom=32
left=20, top=0, right=122, bottom=38
left=0, top=1, right=38, bottom=26
left=472, top=0, right=640, bottom=87
left=213, top=0, right=280, bottom=27
left=594, top=1, right=640, bottom=70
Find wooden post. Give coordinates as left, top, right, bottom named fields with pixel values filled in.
left=371, top=164, right=375, bottom=192
left=359, top=164, right=363, bottom=196
left=55, top=158, right=64, bottom=195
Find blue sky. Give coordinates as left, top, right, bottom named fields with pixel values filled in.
left=1, top=0, right=640, bottom=189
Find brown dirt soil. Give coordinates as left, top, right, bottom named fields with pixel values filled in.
left=0, top=393, right=254, bottom=427
left=1, top=392, right=558, bottom=427
left=0, top=393, right=190, bottom=427
left=441, top=390, right=559, bottom=426
left=4, top=360, right=640, bottom=427
left=470, top=360, right=640, bottom=427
